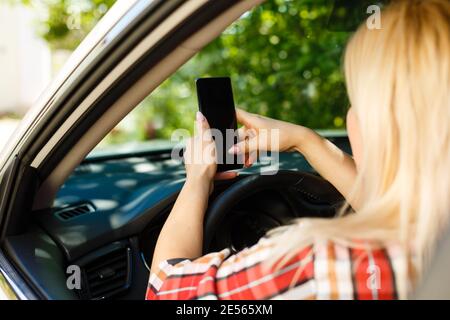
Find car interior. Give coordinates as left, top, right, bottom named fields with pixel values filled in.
left=1, top=0, right=448, bottom=300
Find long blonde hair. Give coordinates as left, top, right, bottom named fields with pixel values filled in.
left=268, top=0, right=450, bottom=298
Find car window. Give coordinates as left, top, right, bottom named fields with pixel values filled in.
left=95, top=0, right=385, bottom=150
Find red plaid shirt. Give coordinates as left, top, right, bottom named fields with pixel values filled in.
left=146, top=237, right=407, bottom=300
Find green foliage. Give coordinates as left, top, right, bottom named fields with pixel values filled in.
left=120, top=0, right=353, bottom=143
left=18, top=0, right=114, bottom=50
left=21, top=0, right=368, bottom=145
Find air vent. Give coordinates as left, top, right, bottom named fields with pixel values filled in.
left=55, top=203, right=95, bottom=221
left=79, top=246, right=132, bottom=300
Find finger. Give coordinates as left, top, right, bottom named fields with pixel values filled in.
left=196, top=111, right=210, bottom=132
left=236, top=108, right=256, bottom=128
left=228, top=136, right=258, bottom=155
left=236, top=127, right=256, bottom=162
left=215, top=171, right=239, bottom=180
left=237, top=126, right=257, bottom=141
left=196, top=111, right=212, bottom=141
left=237, top=126, right=247, bottom=141
left=244, top=151, right=257, bottom=168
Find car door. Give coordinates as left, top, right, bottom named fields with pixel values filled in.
left=0, top=0, right=264, bottom=300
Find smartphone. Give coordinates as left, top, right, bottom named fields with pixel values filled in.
left=196, top=77, right=243, bottom=172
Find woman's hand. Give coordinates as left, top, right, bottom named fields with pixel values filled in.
left=229, top=108, right=358, bottom=208
left=229, top=108, right=307, bottom=166
left=151, top=112, right=238, bottom=272
left=184, top=112, right=237, bottom=193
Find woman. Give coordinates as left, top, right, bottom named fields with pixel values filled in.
left=146, top=0, right=450, bottom=300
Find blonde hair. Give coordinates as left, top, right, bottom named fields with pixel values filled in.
left=268, top=0, right=450, bottom=298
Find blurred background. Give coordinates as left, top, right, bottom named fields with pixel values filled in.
left=0, top=0, right=378, bottom=151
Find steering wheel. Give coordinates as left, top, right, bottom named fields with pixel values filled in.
left=203, top=170, right=345, bottom=254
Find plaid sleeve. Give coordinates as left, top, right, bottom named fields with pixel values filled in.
left=145, top=239, right=404, bottom=300
left=145, top=240, right=316, bottom=300
left=146, top=248, right=232, bottom=300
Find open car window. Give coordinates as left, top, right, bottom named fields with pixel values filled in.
left=92, top=0, right=386, bottom=155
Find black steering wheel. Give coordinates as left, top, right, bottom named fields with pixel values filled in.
left=203, top=170, right=345, bottom=254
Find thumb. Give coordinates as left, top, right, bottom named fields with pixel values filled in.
left=196, top=111, right=211, bottom=139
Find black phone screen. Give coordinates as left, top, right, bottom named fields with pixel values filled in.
left=196, top=77, right=242, bottom=172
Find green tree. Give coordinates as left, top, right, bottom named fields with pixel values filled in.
left=17, top=0, right=115, bottom=50
left=18, top=0, right=383, bottom=144
left=127, top=0, right=354, bottom=143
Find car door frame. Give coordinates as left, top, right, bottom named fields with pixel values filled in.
left=0, top=0, right=262, bottom=299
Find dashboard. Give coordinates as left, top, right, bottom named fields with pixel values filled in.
left=4, top=136, right=350, bottom=300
